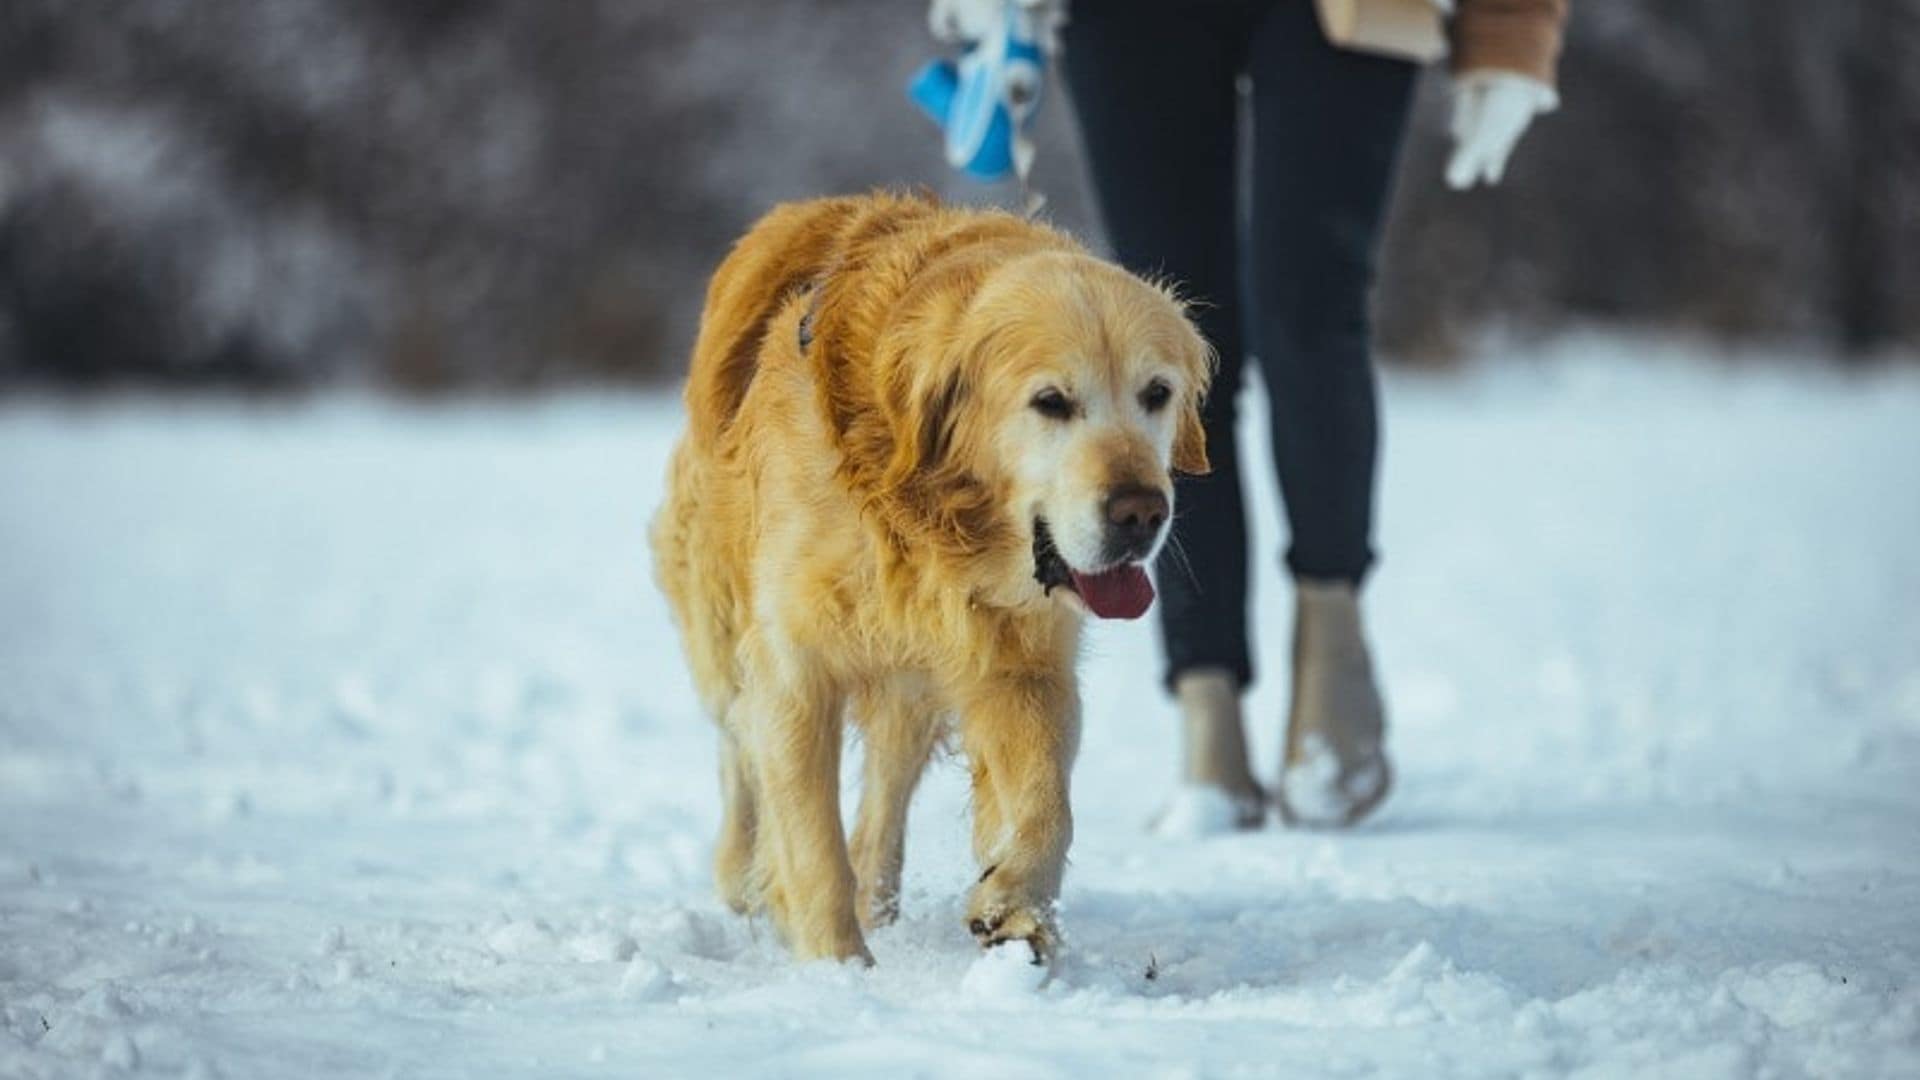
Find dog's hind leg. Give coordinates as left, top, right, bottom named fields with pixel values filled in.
left=848, top=678, right=942, bottom=929
left=740, top=641, right=870, bottom=964
left=713, top=723, right=761, bottom=914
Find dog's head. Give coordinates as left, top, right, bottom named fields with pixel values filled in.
left=876, top=249, right=1212, bottom=620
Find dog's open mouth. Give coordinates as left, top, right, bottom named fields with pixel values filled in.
left=1032, top=518, right=1155, bottom=620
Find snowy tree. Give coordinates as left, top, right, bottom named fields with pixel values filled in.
left=1, top=1, right=1914, bottom=385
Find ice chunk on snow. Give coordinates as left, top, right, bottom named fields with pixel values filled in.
left=568, top=929, right=638, bottom=963
left=960, top=942, right=1048, bottom=998
left=101, top=1032, right=140, bottom=1070
left=485, top=919, right=556, bottom=959
left=618, top=956, right=675, bottom=1002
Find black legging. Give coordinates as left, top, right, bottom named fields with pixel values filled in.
left=1064, top=0, right=1417, bottom=689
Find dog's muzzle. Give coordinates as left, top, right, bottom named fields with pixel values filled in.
left=1032, top=517, right=1156, bottom=620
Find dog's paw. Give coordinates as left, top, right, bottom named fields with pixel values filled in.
left=769, top=888, right=874, bottom=966
left=716, top=875, right=757, bottom=916
left=714, top=844, right=765, bottom=916
left=786, top=922, right=876, bottom=967
left=856, top=879, right=901, bottom=930
left=965, top=900, right=1056, bottom=962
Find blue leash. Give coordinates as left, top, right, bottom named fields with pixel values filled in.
left=909, top=0, right=1049, bottom=214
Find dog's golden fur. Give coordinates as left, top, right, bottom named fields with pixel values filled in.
left=651, top=192, right=1212, bottom=963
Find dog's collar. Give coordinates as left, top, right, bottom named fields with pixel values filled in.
left=797, top=283, right=819, bottom=352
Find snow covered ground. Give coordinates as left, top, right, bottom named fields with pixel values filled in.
left=3, top=339, right=1918, bottom=1078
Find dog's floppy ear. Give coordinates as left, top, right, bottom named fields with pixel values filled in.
left=1172, top=335, right=1213, bottom=476
left=903, top=368, right=966, bottom=475
left=881, top=351, right=969, bottom=488
left=1163, top=293, right=1215, bottom=477
left=1173, top=395, right=1211, bottom=476
left=878, top=354, right=1003, bottom=552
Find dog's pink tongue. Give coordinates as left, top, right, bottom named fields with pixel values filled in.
left=1069, top=564, right=1155, bottom=620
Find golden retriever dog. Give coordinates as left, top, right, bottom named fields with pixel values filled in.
left=651, top=192, right=1212, bottom=965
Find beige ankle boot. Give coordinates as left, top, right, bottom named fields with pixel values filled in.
left=1151, top=667, right=1266, bottom=836
left=1277, top=579, right=1391, bottom=827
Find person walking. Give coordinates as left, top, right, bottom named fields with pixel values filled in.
left=927, top=0, right=1569, bottom=831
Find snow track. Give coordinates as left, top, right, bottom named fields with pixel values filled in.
left=3, top=342, right=1918, bottom=1077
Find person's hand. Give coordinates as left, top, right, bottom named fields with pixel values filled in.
left=928, top=0, right=1001, bottom=44
left=1445, top=70, right=1557, bottom=189
left=928, top=0, right=1064, bottom=51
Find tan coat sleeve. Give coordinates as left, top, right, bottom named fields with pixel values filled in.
left=1450, top=0, right=1570, bottom=86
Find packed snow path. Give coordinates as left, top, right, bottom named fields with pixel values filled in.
left=4, top=344, right=1918, bottom=1077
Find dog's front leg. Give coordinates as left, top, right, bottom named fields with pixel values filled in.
left=739, top=655, right=870, bottom=965
left=958, top=673, right=1080, bottom=961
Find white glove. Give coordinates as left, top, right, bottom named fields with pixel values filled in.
left=1445, top=70, right=1557, bottom=190
left=928, top=0, right=1000, bottom=44
left=928, top=0, right=1064, bottom=51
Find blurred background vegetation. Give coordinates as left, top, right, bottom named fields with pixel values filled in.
left=1, top=1, right=1916, bottom=390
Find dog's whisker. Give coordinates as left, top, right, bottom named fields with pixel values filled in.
left=1161, top=528, right=1201, bottom=590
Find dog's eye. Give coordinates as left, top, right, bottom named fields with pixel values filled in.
left=1139, top=379, right=1173, bottom=413
left=1030, top=388, right=1076, bottom=420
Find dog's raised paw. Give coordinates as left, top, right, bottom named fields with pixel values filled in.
left=965, top=904, right=1054, bottom=961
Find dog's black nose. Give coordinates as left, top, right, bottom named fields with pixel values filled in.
left=1104, top=486, right=1169, bottom=557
